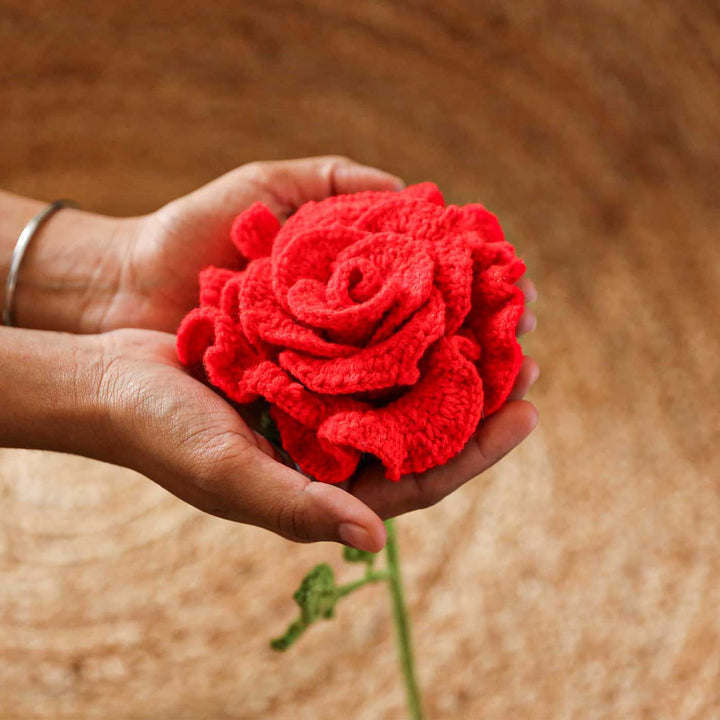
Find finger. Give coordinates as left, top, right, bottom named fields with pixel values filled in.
left=135, top=383, right=387, bottom=552
left=516, top=309, right=537, bottom=335
left=507, top=357, right=540, bottom=401
left=178, top=156, right=404, bottom=229
left=517, top=276, right=538, bottom=303
left=207, top=447, right=387, bottom=552
left=250, top=430, right=280, bottom=460
left=349, top=400, right=538, bottom=518
left=252, top=155, right=405, bottom=211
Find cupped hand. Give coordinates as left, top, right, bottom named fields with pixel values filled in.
left=90, top=158, right=539, bottom=551
left=99, top=157, right=408, bottom=334
left=10, top=155, right=538, bottom=551
left=91, top=298, right=538, bottom=553
left=14, top=154, right=537, bottom=341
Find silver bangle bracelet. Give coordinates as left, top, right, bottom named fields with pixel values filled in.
left=2, top=199, right=80, bottom=328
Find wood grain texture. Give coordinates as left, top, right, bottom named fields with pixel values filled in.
left=2, top=1, right=720, bottom=717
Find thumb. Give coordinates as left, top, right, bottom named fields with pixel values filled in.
left=207, top=448, right=387, bottom=552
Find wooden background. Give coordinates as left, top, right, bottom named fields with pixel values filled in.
left=2, top=1, right=720, bottom=718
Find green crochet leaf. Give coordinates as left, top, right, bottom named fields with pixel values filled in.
left=294, top=563, right=337, bottom=623
left=270, top=563, right=340, bottom=651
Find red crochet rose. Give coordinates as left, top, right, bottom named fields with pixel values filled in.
left=177, top=183, right=525, bottom=483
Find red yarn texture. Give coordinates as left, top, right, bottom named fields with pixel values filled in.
left=177, top=183, right=525, bottom=483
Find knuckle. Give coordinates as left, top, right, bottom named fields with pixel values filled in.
left=472, top=433, right=492, bottom=471
left=322, top=155, right=351, bottom=179
left=323, top=153, right=352, bottom=165
left=407, top=472, right=441, bottom=510
left=239, top=160, right=264, bottom=175
left=237, top=161, right=283, bottom=205
left=275, top=497, right=312, bottom=544
left=237, top=161, right=270, bottom=186
left=315, top=155, right=353, bottom=196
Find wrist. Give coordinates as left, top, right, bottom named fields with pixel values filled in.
left=0, top=327, right=108, bottom=456
left=0, top=191, right=143, bottom=334
left=13, top=207, right=142, bottom=334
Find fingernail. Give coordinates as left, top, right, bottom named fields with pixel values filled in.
left=529, top=362, right=541, bottom=385
left=338, top=522, right=374, bottom=552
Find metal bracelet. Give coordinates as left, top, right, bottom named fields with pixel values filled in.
left=2, top=199, right=80, bottom=327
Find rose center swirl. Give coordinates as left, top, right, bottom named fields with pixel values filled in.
left=326, top=257, right=382, bottom=308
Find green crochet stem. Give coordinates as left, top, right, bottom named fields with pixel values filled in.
left=337, top=569, right=391, bottom=596
left=384, top=518, right=424, bottom=720
left=271, top=518, right=424, bottom=720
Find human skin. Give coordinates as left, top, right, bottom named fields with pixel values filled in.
left=0, top=156, right=539, bottom=552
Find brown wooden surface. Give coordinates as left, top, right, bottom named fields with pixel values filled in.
left=2, top=1, right=720, bottom=718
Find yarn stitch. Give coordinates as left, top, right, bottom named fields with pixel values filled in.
left=177, top=183, right=525, bottom=483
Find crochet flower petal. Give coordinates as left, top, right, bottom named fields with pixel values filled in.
left=324, top=256, right=382, bottom=307
left=429, top=207, right=474, bottom=334
left=284, top=231, right=436, bottom=345
left=239, top=258, right=357, bottom=358
left=456, top=203, right=505, bottom=244
left=453, top=330, right=483, bottom=362
left=400, top=182, right=445, bottom=206
left=474, top=299, right=524, bottom=417
left=287, top=278, right=399, bottom=346
left=278, top=291, right=445, bottom=394
left=319, top=338, right=483, bottom=480
left=198, top=267, right=241, bottom=309
left=231, top=201, right=280, bottom=260
left=177, top=307, right=260, bottom=403
left=218, top=273, right=245, bottom=321
left=333, top=231, right=435, bottom=311
left=177, top=306, right=217, bottom=366
left=272, top=190, right=398, bottom=258
left=354, top=195, right=445, bottom=234
left=271, top=407, right=361, bottom=484
left=356, top=199, right=473, bottom=334
left=272, top=226, right=370, bottom=312
left=465, top=242, right=526, bottom=415
left=470, top=241, right=525, bottom=306
left=177, top=182, right=525, bottom=485
left=243, top=361, right=369, bottom=432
